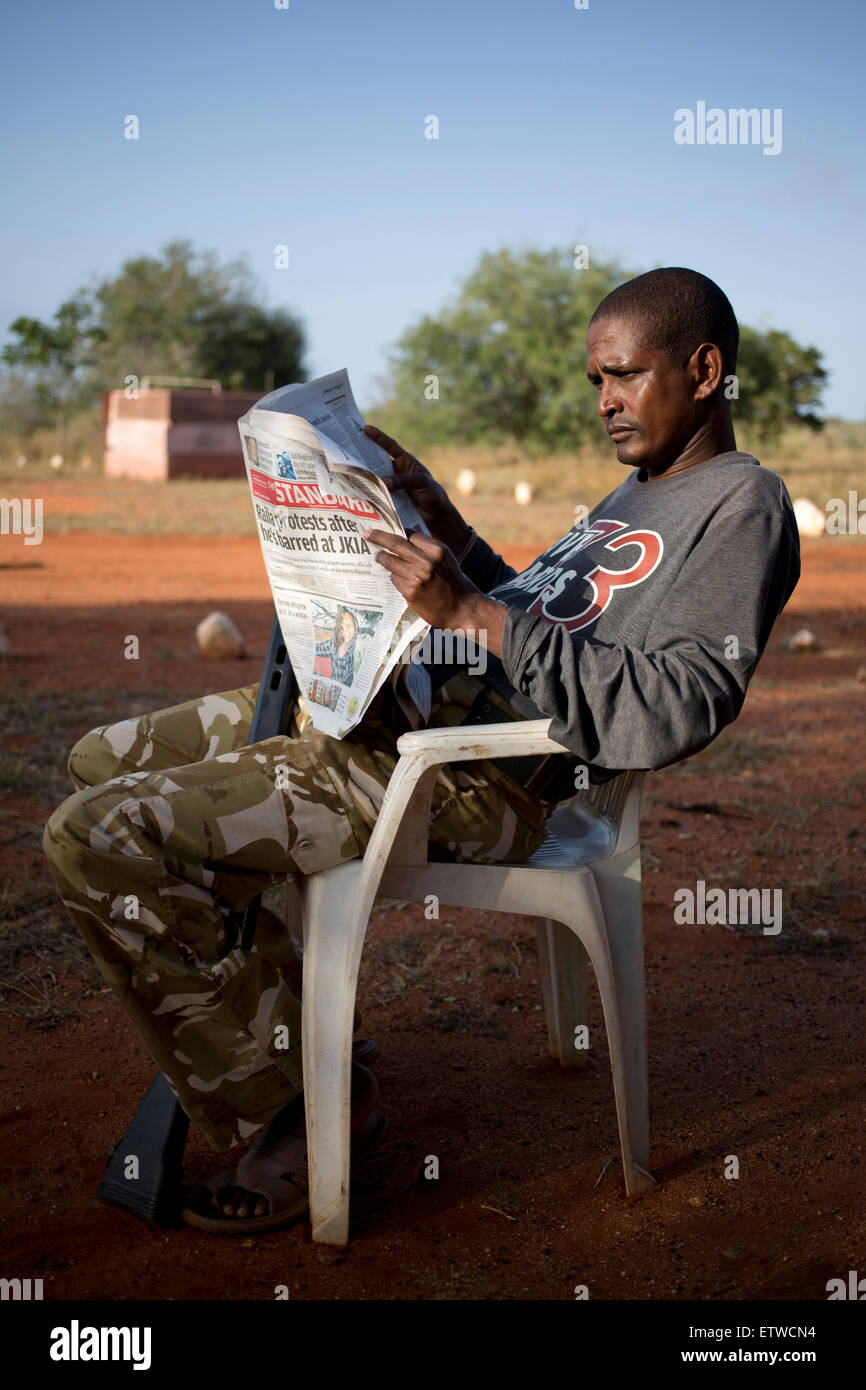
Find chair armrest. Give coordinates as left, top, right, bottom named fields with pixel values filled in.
left=396, top=718, right=572, bottom=766
left=364, top=719, right=572, bottom=874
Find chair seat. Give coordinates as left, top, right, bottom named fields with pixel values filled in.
left=524, top=801, right=616, bottom=869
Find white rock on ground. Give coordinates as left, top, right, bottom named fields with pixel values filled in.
left=514, top=480, right=533, bottom=506
left=196, top=611, right=245, bottom=660
left=793, top=497, right=826, bottom=537
left=788, top=628, right=818, bottom=652
left=455, top=468, right=476, bottom=497
left=49, top=454, right=64, bottom=470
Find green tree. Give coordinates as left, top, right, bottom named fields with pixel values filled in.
left=377, top=245, right=826, bottom=453
left=380, top=247, right=630, bottom=454
left=87, top=239, right=307, bottom=391
left=1, top=241, right=308, bottom=446
left=735, top=326, right=827, bottom=443
left=198, top=300, right=307, bottom=392
left=2, top=294, right=96, bottom=453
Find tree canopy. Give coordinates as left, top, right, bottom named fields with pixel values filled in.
left=84, top=240, right=306, bottom=392
left=377, top=246, right=827, bottom=451
left=734, top=325, right=826, bottom=441
left=2, top=294, right=96, bottom=443
left=2, top=240, right=307, bottom=436
left=3, top=239, right=827, bottom=453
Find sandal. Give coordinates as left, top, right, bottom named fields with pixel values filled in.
left=182, top=1066, right=386, bottom=1236
left=352, top=1006, right=379, bottom=1066
left=353, top=1038, right=380, bottom=1066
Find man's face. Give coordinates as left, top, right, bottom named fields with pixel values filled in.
left=586, top=315, right=699, bottom=472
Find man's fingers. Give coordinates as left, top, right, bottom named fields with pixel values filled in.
left=371, top=550, right=422, bottom=580
left=364, top=526, right=404, bottom=548
left=399, top=529, right=446, bottom=558
left=364, top=423, right=404, bottom=458
left=364, top=528, right=422, bottom=561
left=381, top=472, right=430, bottom=492
left=364, top=527, right=443, bottom=562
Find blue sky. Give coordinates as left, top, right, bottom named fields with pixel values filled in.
left=1, top=0, right=863, bottom=417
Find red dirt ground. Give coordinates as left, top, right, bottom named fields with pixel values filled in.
left=1, top=532, right=864, bottom=1301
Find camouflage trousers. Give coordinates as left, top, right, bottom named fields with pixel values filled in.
left=43, top=672, right=552, bottom=1151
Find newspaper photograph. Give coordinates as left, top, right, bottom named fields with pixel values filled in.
left=238, top=376, right=432, bottom=739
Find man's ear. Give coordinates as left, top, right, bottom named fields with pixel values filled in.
left=692, top=342, right=725, bottom=400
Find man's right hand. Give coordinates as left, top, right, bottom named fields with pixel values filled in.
left=363, top=424, right=472, bottom=556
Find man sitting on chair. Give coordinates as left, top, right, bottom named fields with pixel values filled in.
left=43, top=268, right=800, bottom=1234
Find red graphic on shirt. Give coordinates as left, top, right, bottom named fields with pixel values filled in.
left=523, top=521, right=664, bottom=631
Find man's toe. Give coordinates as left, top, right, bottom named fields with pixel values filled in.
left=221, top=1187, right=245, bottom=1217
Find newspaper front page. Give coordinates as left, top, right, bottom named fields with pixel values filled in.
left=247, top=368, right=430, bottom=538
left=238, top=372, right=433, bottom=739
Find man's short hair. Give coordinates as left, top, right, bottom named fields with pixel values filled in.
left=589, top=267, right=739, bottom=379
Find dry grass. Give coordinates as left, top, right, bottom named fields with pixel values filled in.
left=0, top=872, right=92, bottom=1026
left=0, top=685, right=178, bottom=1023
left=0, top=414, right=103, bottom=471
left=2, top=419, right=862, bottom=548
left=426, top=420, right=866, bottom=544
left=0, top=474, right=257, bottom=537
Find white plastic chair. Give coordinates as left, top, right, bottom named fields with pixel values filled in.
left=295, top=717, right=656, bottom=1245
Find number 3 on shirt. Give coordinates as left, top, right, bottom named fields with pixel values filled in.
left=527, top=526, right=664, bottom=632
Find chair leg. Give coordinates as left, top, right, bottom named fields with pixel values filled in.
left=296, top=860, right=368, bottom=1245
left=590, top=847, right=655, bottom=1194
left=547, top=865, right=655, bottom=1197
left=535, top=916, right=589, bottom=1068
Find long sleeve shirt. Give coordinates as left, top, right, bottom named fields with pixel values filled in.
left=418, top=450, right=800, bottom=772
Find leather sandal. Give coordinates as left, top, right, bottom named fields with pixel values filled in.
left=182, top=1063, right=386, bottom=1236
left=352, top=1006, right=379, bottom=1066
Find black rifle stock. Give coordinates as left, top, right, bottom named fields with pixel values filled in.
left=97, top=612, right=298, bottom=1225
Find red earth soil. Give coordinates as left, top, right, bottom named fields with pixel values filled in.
left=0, top=533, right=864, bottom=1301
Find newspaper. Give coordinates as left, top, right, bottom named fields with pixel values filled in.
left=238, top=370, right=432, bottom=739
left=248, top=368, right=430, bottom=538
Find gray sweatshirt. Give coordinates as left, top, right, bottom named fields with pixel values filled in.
left=424, top=451, right=800, bottom=772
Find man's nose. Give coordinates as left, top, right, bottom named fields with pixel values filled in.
left=597, top=379, right=623, bottom=418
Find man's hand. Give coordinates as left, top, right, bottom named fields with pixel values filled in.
left=363, top=423, right=473, bottom=555
left=362, top=526, right=508, bottom=656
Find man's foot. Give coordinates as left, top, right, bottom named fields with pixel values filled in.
left=181, top=1062, right=386, bottom=1235
left=352, top=1007, right=380, bottom=1066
